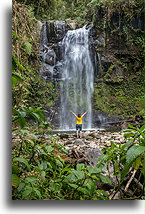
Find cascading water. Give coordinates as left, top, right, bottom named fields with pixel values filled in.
left=59, top=26, right=94, bottom=130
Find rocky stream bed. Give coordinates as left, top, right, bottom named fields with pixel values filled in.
left=54, top=129, right=124, bottom=166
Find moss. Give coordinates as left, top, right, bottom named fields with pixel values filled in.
left=93, top=75, right=143, bottom=118
left=28, top=74, right=59, bottom=109
left=103, top=62, right=125, bottom=83
left=93, top=0, right=143, bottom=120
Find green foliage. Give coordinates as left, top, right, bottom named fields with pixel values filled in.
left=96, top=125, right=144, bottom=188
left=14, top=0, right=143, bottom=29
left=12, top=51, right=30, bottom=109
left=12, top=107, right=46, bottom=128
left=24, top=40, right=32, bottom=55
left=12, top=71, right=24, bottom=88
left=15, top=0, right=92, bottom=25
left=12, top=128, right=111, bottom=200
left=12, top=0, right=143, bottom=200
left=12, top=55, right=26, bottom=71
left=93, top=77, right=143, bottom=118
left=126, top=145, right=144, bottom=164
left=12, top=30, right=19, bottom=41
left=13, top=157, right=31, bottom=172
left=12, top=118, right=143, bottom=200
left=12, top=174, right=20, bottom=188
left=119, top=125, right=144, bottom=182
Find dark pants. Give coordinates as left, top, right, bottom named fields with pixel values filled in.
left=76, top=124, right=82, bottom=131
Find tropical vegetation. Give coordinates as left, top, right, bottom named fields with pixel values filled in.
left=12, top=0, right=144, bottom=200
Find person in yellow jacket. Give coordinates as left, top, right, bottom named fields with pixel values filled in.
left=70, top=110, right=88, bottom=138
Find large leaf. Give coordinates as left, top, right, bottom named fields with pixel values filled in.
left=121, top=145, right=144, bottom=182
left=63, top=170, right=84, bottom=183
left=122, top=139, right=134, bottom=150
left=123, top=125, right=145, bottom=138
left=77, top=187, right=89, bottom=195
left=34, top=188, right=42, bottom=199
left=18, top=183, right=25, bottom=192
left=35, top=111, right=45, bottom=121
left=14, top=117, right=26, bottom=128
left=22, top=186, right=33, bottom=199
left=23, top=107, right=45, bottom=123
left=97, top=175, right=113, bottom=184
left=13, top=157, right=30, bottom=171
left=124, top=133, right=135, bottom=139
left=78, top=187, right=89, bottom=195
left=12, top=174, right=20, bottom=188
left=140, top=125, right=145, bottom=132
left=30, top=112, right=41, bottom=123
left=69, top=183, right=78, bottom=189
left=12, top=165, right=19, bottom=174
left=97, top=189, right=109, bottom=197
left=126, top=145, right=144, bottom=164
left=12, top=71, right=23, bottom=82
left=25, top=177, right=37, bottom=184
left=76, top=163, right=85, bottom=171
left=113, top=160, right=120, bottom=176
left=45, top=145, right=54, bottom=153
left=55, top=159, right=63, bottom=168
left=19, top=111, right=27, bottom=118
left=73, top=170, right=85, bottom=180
left=133, top=156, right=142, bottom=170
left=84, top=179, right=96, bottom=195
left=61, top=165, right=72, bottom=174
left=12, top=76, right=17, bottom=88
left=86, top=166, right=102, bottom=174
left=49, top=180, right=62, bottom=193
left=128, top=125, right=139, bottom=130
left=13, top=107, right=45, bottom=127
left=41, top=171, right=46, bottom=180
left=12, top=108, right=26, bottom=118
left=12, top=109, right=27, bottom=128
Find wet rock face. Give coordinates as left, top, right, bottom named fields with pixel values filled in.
left=39, top=21, right=71, bottom=81
left=47, top=21, right=71, bottom=43
left=39, top=21, right=97, bottom=82
left=43, top=49, right=56, bottom=65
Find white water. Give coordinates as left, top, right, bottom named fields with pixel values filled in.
left=59, top=26, right=94, bottom=130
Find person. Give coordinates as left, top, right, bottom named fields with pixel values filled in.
left=70, top=110, right=88, bottom=138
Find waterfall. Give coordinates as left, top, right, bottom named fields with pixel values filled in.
left=59, top=26, right=94, bottom=130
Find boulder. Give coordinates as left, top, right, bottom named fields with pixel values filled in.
left=85, top=135, right=94, bottom=141
left=87, top=131, right=100, bottom=138
left=43, top=49, right=56, bottom=65
left=74, top=139, right=85, bottom=145
left=64, top=140, right=74, bottom=145
left=83, top=131, right=91, bottom=138
left=85, top=148, right=103, bottom=167
left=88, top=141, right=98, bottom=149
left=59, top=133, right=70, bottom=139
